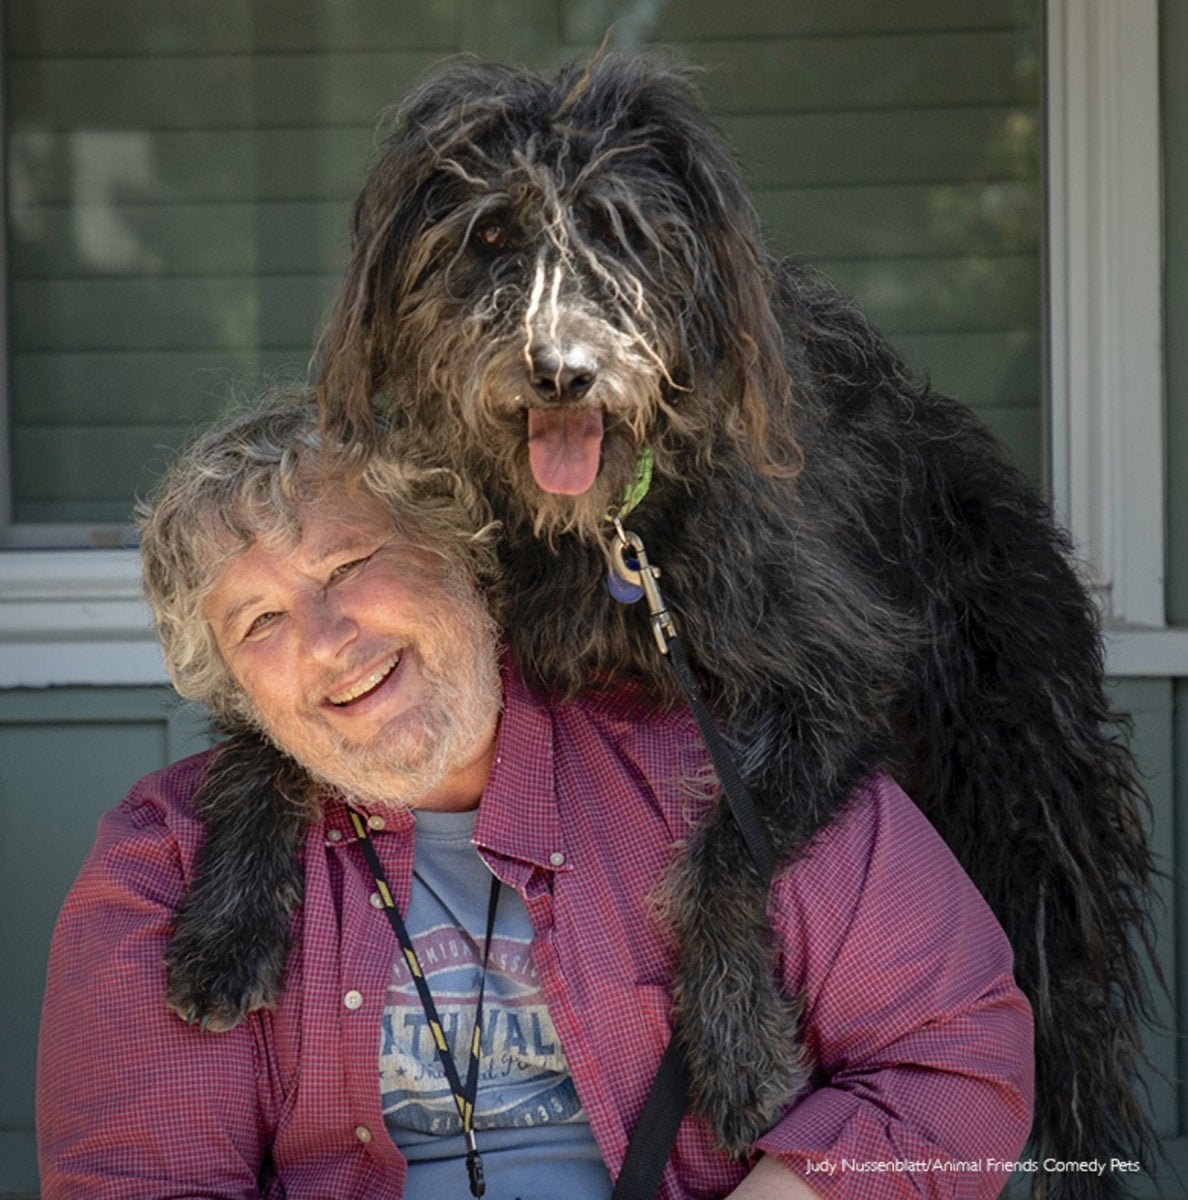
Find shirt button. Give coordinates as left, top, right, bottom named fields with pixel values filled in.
left=343, top=990, right=364, bottom=1010
left=326, top=828, right=343, bottom=842
left=367, top=814, right=386, bottom=831
left=355, top=1125, right=373, bottom=1144
left=370, top=891, right=385, bottom=909
left=549, top=851, right=566, bottom=867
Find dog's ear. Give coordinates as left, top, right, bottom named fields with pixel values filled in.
left=585, top=55, right=800, bottom=475
left=664, top=90, right=799, bottom=475
left=692, top=175, right=799, bottom=476
left=315, top=70, right=467, bottom=453
left=317, top=60, right=552, bottom=456
left=316, top=113, right=432, bottom=455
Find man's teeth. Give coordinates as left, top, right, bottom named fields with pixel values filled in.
left=328, top=655, right=400, bottom=706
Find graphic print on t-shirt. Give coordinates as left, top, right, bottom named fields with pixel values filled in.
left=379, top=920, right=584, bottom=1136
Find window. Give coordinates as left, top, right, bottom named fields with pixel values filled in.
left=1, top=2, right=461, bottom=548
left=1, top=1, right=1049, bottom=552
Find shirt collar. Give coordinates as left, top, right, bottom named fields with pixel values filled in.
left=310, top=658, right=569, bottom=869
left=472, top=658, right=569, bottom=873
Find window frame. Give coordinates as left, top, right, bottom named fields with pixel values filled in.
left=1, top=0, right=1182, bottom=688
left=1046, top=0, right=1183, bottom=673
left=0, top=6, right=10, bottom=535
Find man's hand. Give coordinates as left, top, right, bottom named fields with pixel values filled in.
left=725, top=1155, right=826, bottom=1199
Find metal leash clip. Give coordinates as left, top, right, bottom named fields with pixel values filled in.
left=465, top=1131, right=485, bottom=1197
left=610, top=517, right=677, bottom=655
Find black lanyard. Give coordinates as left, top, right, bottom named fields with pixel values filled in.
left=348, top=809, right=501, bottom=1198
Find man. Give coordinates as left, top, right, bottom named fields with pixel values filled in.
left=37, top=393, right=1033, bottom=1199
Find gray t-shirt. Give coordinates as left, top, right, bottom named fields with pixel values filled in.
left=380, top=808, right=613, bottom=1200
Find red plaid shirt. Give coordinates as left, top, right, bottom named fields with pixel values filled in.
left=38, top=666, right=1031, bottom=1198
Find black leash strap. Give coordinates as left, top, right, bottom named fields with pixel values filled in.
left=664, top=634, right=775, bottom=878
left=607, top=523, right=776, bottom=1199
left=349, top=810, right=500, bottom=1198
left=608, top=522, right=775, bottom=879
left=611, top=1034, right=691, bottom=1200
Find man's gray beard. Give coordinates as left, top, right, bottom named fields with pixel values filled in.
left=253, top=612, right=504, bottom=813
left=308, top=683, right=494, bottom=812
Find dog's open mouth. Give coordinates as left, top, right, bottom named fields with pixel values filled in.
left=526, top=407, right=604, bottom=495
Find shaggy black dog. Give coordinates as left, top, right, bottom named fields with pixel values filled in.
left=170, top=52, right=1157, bottom=1197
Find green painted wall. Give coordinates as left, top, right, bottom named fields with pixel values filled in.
left=0, top=691, right=212, bottom=1196
left=1152, top=3, right=1188, bottom=1195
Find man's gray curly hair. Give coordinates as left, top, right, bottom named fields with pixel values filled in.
left=137, top=388, right=500, bottom=726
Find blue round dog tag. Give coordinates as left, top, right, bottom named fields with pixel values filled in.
left=607, top=567, right=645, bottom=604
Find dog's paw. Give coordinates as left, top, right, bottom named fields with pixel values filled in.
left=709, top=1096, right=783, bottom=1161
left=165, top=969, right=277, bottom=1032
left=688, top=1013, right=809, bottom=1158
left=164, top=927, right=286, bottom=1032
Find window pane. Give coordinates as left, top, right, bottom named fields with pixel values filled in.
left=2, top=0, right=1041, bottom=546
left=2, top=1, right=462, bottom=544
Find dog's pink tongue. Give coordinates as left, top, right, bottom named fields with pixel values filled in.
left=526, top=407, right=604, bottom=495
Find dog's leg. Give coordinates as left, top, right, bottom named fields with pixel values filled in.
left=786, top=267, right=1160, bottom=1185
left=165, top=731, right=310, bottom=1031
left=665, top=802, right=809, bottom=1157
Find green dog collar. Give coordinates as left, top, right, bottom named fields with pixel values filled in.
left=606, top=447, right=654, bottom=523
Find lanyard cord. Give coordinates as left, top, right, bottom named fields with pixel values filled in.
left=348, top=809, right=501, bottom=1198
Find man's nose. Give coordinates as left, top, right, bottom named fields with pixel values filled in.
left=298, top=593, right=357, bottom=659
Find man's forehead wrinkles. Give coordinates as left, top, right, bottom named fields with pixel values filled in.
left=301, top=498, right=394, bottom=566
left=307, top=529, right=369, bottom=566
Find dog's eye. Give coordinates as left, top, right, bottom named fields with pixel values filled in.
left=580, top=207, right=631, bottom=254
left=473, top=219, right=511, bottom=250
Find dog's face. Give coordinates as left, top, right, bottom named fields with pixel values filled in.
left=322, top=54, right=789, bottom=540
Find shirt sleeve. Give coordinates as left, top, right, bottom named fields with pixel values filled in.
left=36, top=777, right=271, bottom=1199
left=754, top=775, right=1034, bottom=1199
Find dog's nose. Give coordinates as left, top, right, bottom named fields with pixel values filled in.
left=528, top=350, right=597, bottom=403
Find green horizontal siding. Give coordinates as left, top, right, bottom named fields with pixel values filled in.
left=14, top=423, right=232, bottom=503
left=5, top=33, right=1037, bottom=129
left=8, top=202, right=348, bottom=278
left=7, top=52, right=446, bottom=129
left=893, top=331, right=1040, bottom=404
left=9, top=349, right=305, bottom=422
left=4, top=0, right=461, bottom=56
left=563, top=0, right=1033, bottom=42
left=9, top=275, right=338, bottom=350
left=9, top=184, right=1041, bottom=280
left=755, top=182, right=1039, bottom=258
left=821, top=255, right=1040, bottom=333
left=3, top=0, right=1043, bottom=539
left=9, top=255, right=1038, bottom=337
left=723, top=108, right=1038, bottom=187
left=665, top=31, right=1036, bottom=112
left=1165, top=0, right=1188, bottom=624
left=7, top=128, right=374, bottom=205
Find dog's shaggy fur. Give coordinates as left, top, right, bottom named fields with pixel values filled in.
left=169, top=52, right=1158, bottom=1196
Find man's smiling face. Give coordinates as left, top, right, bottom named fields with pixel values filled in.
left=203, top=487, right=501, bottom=811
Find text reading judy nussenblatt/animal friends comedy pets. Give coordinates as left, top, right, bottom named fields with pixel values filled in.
left=800, top=1157, right=1143, bottom=1180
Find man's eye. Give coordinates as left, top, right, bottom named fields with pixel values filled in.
left=244, top=611, right=282, bottom=640
left=329, top=556, right=370, bottom=583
